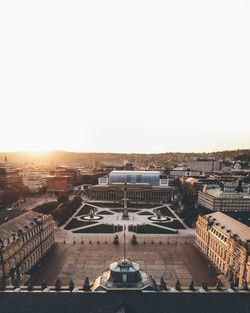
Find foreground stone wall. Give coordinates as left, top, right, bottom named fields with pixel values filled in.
left=0, top=291, right=249, bottom=313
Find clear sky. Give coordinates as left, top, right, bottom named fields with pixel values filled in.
left=0, top=0, right=249, bottom=153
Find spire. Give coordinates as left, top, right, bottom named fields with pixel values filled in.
left=4, top=155, right=8, bottom=163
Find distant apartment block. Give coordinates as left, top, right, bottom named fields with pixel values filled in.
left=179, top=177, right=203, bottom=197
left=198, top=185, right=250, bottom=212
left=190, top=159, right=222, bottom=172
left=0, top=160, right=23, bottom=191
left=0, top=211, right=55, bottom=286
left=46, top=175, right=73, bottom=193
left=196, top=212, right=250, bottom=287
left=169, top=167, right=203, bottom=179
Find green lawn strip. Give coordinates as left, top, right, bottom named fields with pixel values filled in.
left=153, top=220, right=185, bottom=229
left=72, top=224, right=123, bottom=233
left=111, top=209, right=140, bottom=213
left=64, top=219, right=97, bottom=230
left=87, top=202, right=159, bottom=209
left=98, top=210, right=114, bottom=215
left=153, top=206, right=176, bottom=218
left=137, top=211, right=154, bottom=216
left=87, top=202, right=123, bottom=208
left=76, top=204, right=97, bottom=216
left=128, top=224, right=177, bottom=234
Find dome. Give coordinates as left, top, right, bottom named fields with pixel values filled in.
left=108, top=171, right=160, bottom=186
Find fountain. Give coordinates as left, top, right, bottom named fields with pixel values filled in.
left=149, top=209, right=168, bottom=221
left=82, top=208, right=102, bottom=221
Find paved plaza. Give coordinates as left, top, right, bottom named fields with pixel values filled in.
left=30, top=241, right=217, bottom=287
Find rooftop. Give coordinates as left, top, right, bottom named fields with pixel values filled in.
left=205, top=212, right=250, bottom=242
left=0, top=211, right=45, bottom=241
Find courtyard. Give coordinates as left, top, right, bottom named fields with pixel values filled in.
left=29, top=241, right=217, bottom=288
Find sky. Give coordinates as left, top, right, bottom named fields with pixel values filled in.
left=0, top=0, right=250, bottom=154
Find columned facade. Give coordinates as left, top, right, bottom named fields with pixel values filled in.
left=196, top=212, right=249, bottom=287
left=0, top=211, right=55, bottom=286
left=88, top=184, right=173, bottom=202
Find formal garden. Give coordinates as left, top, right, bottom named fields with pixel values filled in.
left=63, top=201, right=187, bottom=234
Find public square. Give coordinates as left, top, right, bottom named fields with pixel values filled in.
left=30, top=240, right=217, bottom=287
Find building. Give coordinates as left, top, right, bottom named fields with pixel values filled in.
left=46, top=175, right=73, bottom=193
left=179, top=177, right=203, bottom=198
left=223, top=180, right=250, bottom=194
left=50, top=167, right=82, bottom=186
left=0, top=211, right=55, bottom=286
left=88, top=171, right=173, bottom=202
left=190, top=159, right=222, bottom=172
left=21, top=167, right=48, bottom=192
left=0, top=158, right=23, bottom=191
left=169, top=167, right=203, bottom=179
left=196, top=212, right=250, bottom=287
left=198, top=185, right=250, bottom=212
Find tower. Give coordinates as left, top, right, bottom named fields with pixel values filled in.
left=122, top=182, right=129, bottom=219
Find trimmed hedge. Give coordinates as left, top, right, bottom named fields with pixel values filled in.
left=98, top=210, right=114, bottom=215
left=153, top=206, right=176, bottom=218
left=128, top=224, right=177, bottom=234
left=64, top=219, right=97, bottom=230
left=76, top=205, right=97, bottom=216
left=72, top=224, right=123, bottom=233
left=154, top=220, right=185, bottom=229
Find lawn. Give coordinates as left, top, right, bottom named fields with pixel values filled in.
left=153, top=206, right=176, bottom=218
left=72, top=224, right=123, bottom=233
left=153, top=220, right=186, bottom=229
left=64, top=219, right=97, bottom=230
left=98, top=210, right=114, bottom=215
left=88, top=202, right=159, bottom=209
left=76, top=205, right=97, bottom=216
left=111, top=209, right=140, bottom=213
left=128, top=224, right=177, bottom=234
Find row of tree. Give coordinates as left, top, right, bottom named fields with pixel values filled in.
left=33, top=196, right=82, bottom=226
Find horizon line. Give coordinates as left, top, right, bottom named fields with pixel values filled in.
left=0, top=148, right=250, bottom=155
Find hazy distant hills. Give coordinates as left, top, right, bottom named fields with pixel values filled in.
left=0, top=149, right=249, bottom=166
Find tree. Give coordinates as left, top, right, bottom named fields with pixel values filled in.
left=57, top=193, right=69, bottom=204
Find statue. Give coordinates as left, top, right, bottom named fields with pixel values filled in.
left=89, top=209, right=94, bottom=219
left=156, top=209, right=161, bottom=220
left=113, top=234, right=119, bottom=245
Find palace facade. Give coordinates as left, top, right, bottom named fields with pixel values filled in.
left=88, top=170, right=173, bottom=202
left=196, top=212, right=250, bottom=287
left=0, top=211, right=55, bottom=286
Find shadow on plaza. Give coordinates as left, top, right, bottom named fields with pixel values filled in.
left=28, top=240, right=217, bottom=287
